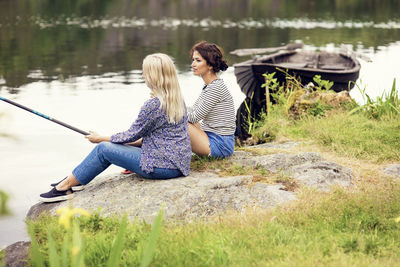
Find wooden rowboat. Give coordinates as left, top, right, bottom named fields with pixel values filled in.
left=234, top=50, right=361, bottom=99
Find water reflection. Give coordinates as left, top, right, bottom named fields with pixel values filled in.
left=1, top=0, right=399, bottom=89
left=30, top=16, right=400, bottom=30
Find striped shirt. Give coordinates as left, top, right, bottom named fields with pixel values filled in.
left=188, top=79, right=236, bottom=135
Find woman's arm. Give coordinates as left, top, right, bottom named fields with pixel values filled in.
left=85, top=98, right=160, bottom=145
left=85, top=131, right=111, bottom=143
left=110, top=98, right=159, bottom=144
left=188, top=85, right=221, bottom=123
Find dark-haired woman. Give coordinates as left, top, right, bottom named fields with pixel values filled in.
left=188, top=41, right=236, bottom=158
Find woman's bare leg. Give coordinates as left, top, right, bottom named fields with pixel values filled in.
left=188, top=123, right=211, bottom=156
left=56, top=174, right=80, bottom=191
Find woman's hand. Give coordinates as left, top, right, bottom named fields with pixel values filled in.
left=85, top=131, right=110, bottom=143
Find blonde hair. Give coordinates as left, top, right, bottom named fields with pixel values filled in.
left=142, top=53, right=185, bottom=123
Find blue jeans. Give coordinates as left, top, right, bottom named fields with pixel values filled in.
left=206, top=131, right=235, bottom=158
left=72, top=142, right=183, bottom=185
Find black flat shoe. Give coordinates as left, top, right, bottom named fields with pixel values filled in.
left=50, top=177, right=85, bottom=191
left=40, top=187, right=74, bottom=203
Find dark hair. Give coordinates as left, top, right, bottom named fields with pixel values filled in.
left=190, top=41, right=228, bottom=73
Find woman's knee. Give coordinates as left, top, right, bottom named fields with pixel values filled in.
left=93, top=142, right=117, bottom=160
left=96, top=141, right=113, bottom=151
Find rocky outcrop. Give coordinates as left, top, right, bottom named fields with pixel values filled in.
left=27, top=172, right=296, bottom=222
left=4, top=241, right=30, bottom=267
left=6, top=141, right=355, bottom=266
left=26, top=143, right=353, bottom=221
left=232, top=150, right=353, bottom=191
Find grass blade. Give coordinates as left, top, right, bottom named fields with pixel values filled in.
left=106, top=215, right=128, bottom=267
left=48, top=230, right=60, bottom=267
left=140, top=208, right=164, bottom=267
left=71, top=222, right=85, bottom=267
left=27, top=223, right=45, bottom=267
left=61, top=237, right=69, bottom=267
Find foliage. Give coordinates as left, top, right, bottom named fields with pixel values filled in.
left=152, top=181, right=400, bottom=266
left=27, top=207, right=164, bottom=267
left=350, top=78, right=399, bottom=119
left=243, top=92, right=255, bottom=133
left=27, top=180, right=400, bottom=266
left=140, top=207, right=163, bottom=267
left=0, top=249, right=4, bottom=266
left=262, top=72, right=280, bottom=114
left=313, top=75, right=333, bottom=91
left=246, top=72, right=341, bottom=143
left=246, top=73, right=400, bottom=162
left=0, top=190, right=10, bottom=216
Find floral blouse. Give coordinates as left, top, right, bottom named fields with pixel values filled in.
left=110, top=97, right=191, bottom=176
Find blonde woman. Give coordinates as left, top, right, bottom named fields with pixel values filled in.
left=40, top=53, right=192, bottom=202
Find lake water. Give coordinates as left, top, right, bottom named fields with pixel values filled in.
left=1, top=0, right=399, bottom=248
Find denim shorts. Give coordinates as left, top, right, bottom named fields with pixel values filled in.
left=206, top=131, right=235, bottom=158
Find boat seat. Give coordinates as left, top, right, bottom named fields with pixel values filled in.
left=319, top=65, right=346, bottom=70
left=276, top=62, right=308, bottom=69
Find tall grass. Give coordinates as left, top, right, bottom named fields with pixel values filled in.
left=350, top=78, right=399, bottom=119
left=153, top=183, right=400, bottom=266
left=249, top=76, right=400, bottom=162
left=27, top=207, right=163, bottom=267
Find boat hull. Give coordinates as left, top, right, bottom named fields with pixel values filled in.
left=234, top=50, right=361, bottom=98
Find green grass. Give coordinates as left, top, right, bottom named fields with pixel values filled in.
left=248, top=77, right=400, bottom=163
left=27, top=211, right=159, bottom=266
left=0, top=190, right=9, bottom=266
left=0, top=250, right=4, bottom=267
left=27, top=179, right=400, bottom=266
left=0, top=190, right=10, bottom=216
left=276, top=112, right=400, bottom=162
left=143, top=181, right=400, bottom=266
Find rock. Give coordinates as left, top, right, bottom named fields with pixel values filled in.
left=26, top=151, right=351, bottom=221
left=232, top=152, right=322, bottom=173
left=26, top=202, right=60, bottom=221
left=231, top=152, right=352, bottom=190
left=27, top=172, right=296, bottom=223
left=383, top=164, right=400, bottom=179
left=290, top=161, right=353, bottom=191
left=251, top=141, right=303, bottom=149
left=4, top=241, right=30, bottom=267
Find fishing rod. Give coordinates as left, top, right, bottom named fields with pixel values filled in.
left=0, top=96, right=89, bottom=135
